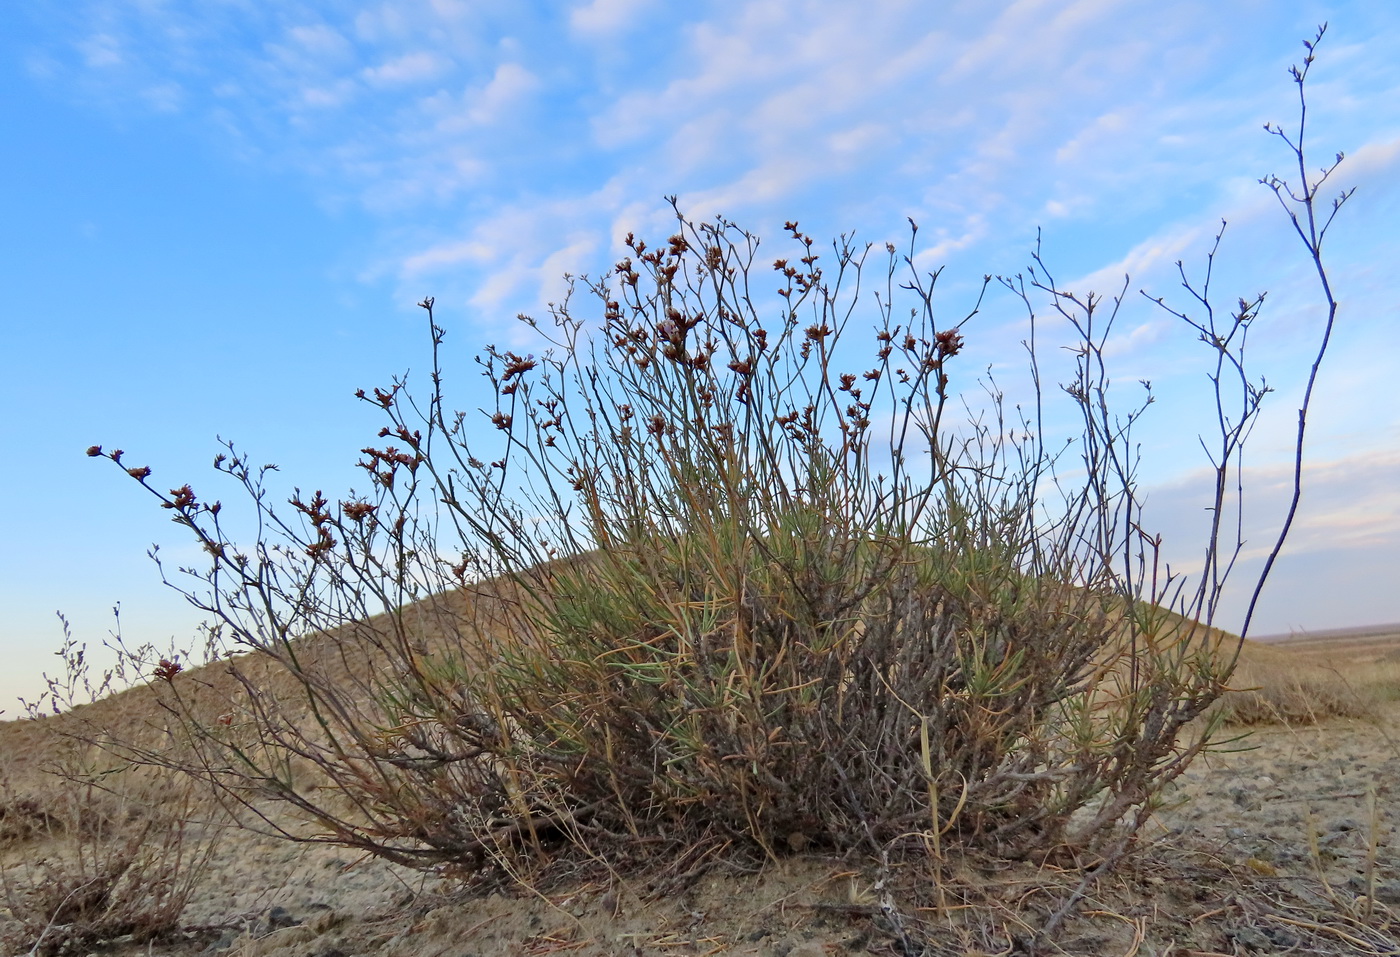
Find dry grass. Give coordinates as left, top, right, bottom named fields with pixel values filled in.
left=1214, top=627, right=1400, bottom=726
left=0, top=725, right=221, bottom=956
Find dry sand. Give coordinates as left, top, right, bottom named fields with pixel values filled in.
left=5, top=626, right=1400, bottom=956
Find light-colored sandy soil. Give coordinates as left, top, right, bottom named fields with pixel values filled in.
left=5, top=627, right=1400, bottom=956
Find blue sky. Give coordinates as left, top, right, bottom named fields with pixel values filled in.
left=2, top=0, right=1397, bottom=712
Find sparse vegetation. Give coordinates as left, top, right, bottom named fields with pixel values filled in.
left=0, top=735, right=215, bottom=956
left=1215, top=634, right=1400, bottom=725
left=0, top=618, right=221, bottom=956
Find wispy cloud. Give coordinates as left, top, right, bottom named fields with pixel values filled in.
left=282, top=23, right=354, bottom=64
left=17, top=0, right=1400, bottom=479
left=362, top=51, right=452, bottom=87
left=1140, top=447, right=1400, bottom=632
left=77, top=31, right=122, bottom=68
left=457, top=62, right=541, bottom=128
left=570, top=0, right=657, bottom=38
left=401, top=239, right=496, bottom=277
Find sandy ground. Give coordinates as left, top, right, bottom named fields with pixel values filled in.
left=5, top=627, right=1400, bottom=956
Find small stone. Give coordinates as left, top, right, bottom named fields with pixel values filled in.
left=1227, top=925, right=1272, bottom=951
left=1262, top=925, right=1301, bottom=948
left=253, top=905, right=300, bottom=936
left=267, top=906, right=297, bottom=927
left=1375, top=880, right=1400, bottom=905
left=197, top=929, right=239, bottom=956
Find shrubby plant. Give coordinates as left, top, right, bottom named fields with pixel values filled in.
left=0, top=757, right=210, bottom=956
left=76, top=25, right=1349, bottom=941
left=1, top=621, right=215, bottom=956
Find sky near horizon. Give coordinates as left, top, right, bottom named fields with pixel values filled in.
left=2, top=1, right=1397, bottom=713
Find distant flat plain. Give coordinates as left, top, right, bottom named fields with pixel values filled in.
left=1255, top=621, right=1400, bottom=658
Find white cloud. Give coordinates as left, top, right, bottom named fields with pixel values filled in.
left=285, top=24, right=353, bottom=63
left=141, top=81, right=183, bottom=112
left=386, top=179, right=639, bottom=337
left=1334, top=134, right=1400, bottom=187
left=426, top=63, right=542, bottom=134
left=401, top=240, right=496, bottom=277
left=1100, top=317, right=1170, bottom=359
left=609, top=199, right=677, bottom=248
left=353, top=6, right=411, bottom=44
left=427, top=0, right=473, bottom=21
left=1068, top=222, right=1214, bottom=300
left=570, top=0, right=655, bottom=38
left=362, top=51, right=451, bottom=87
left=910, top=215, right=991, bottom=267
left=674, top=158, right=818, bottom=221
left=1158, top=451, right=1400, bottom=557
left=299, top=79, right=357, bottom=110
left=465, top=62, right=539, bottom=126
left=23, top=52, right=62, bottom=80
left=537, top=235, right=605, bottom=291
left=1055, top=110, right=1132, bottom=164
left=827, top=122, right=887, bottom=157
left=78, top=32, right=123, bottom=68
left=942, top=0, right=1126, bottom=84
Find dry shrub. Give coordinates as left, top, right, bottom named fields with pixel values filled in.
left=0, top=738, right=214, bottom=956
left=95, top=212, right=1238, bottom=883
